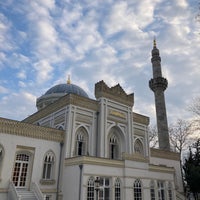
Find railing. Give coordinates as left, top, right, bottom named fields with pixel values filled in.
left=31, top=182, right=46, bottom=200
left=8, top=181, right=21, bottom=200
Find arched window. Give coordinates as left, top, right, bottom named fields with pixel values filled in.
left=109, top=135, right=119, bottom=159
left=115, top=178, right=121, bottom=200
left=0, top=145, right=4, bottom=179
left=87, top=177, right=95, bottom=200
left=75, top=127, right=88, bottom=156
left=168, top=182, right=173, bottom=200
left=134, top=179, right=142, bottom=200
left=157, top=181, right=165, bottom=200
left=42, top=151, right=55, bottom=180
left=134, top=139, right=144, bottom=155
left=150, top=180, right=156, bottom=200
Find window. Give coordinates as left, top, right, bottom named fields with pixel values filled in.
left=87, top=177, right=95, bottom=200
left=134, top=139, right=144, bottom=155
left=115, top=178, right=121, bottom=200
left=109, top=135, right=119, bottom=159
left=150, top=181, right=156, bottom=200
left=75, top=127, right=88, bottom=156
left=45, top=195, right=52, bottom=200
left=168, top=182, right=173, bottom=200
left=42, top=151, right=55, bottom=180
left=0, top=145, right=4, bottom=179
left=99, top=177, right=110, bottom=200
left=12, top=153, right=30, bottom=187
left=134, top=179, right=142, bottom=200
left=158, top=181, right=165, bottom=200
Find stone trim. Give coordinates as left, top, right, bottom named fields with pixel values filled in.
left=133, top=112, right=149, bottom=125
left=65, top=156, right=124, bottom=168
left=95, top=80, right=134, bottom=107
left=149, top=164, right=175, bottom=173
left=23, top=94, right=98, bottom=123
left=0, top=117, right=64, bottom=142
left=122, top=152, right=149, bottom=163
left=150, top=148, right=180, bottom=161
left=40, top=179, right=56, bottom=185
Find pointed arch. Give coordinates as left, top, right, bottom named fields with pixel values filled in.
left=150, top=180, right=156, bottom=200
left=75, top=126, right=88, bottom=156
left=168, top=182, right=173, bottom=200
left=87, top=177, right=95, bottom=200
left=0, top=144, right=4, bottom=179
left=107, top=126, right=125, bottom=159
left=115, top=178, right=121, bottom=200
left=134, top=138, right=144, bottom=156
left=42, top=150, right=55, bottom=180
left=133, top=179, right=142, bottom=200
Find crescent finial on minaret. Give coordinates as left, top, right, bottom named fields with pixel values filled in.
left=67, top=74, right=71, bottom=84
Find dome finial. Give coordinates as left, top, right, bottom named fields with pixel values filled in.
left=67, top=74, right=71, bottom=84
left=153, top=37, right=157, bottom=48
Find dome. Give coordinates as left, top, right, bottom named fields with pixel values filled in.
left=36, top=82, right=88, bottom=110
left=45, top=83, right=88, bottom=97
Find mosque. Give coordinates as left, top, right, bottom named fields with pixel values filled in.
left=0, top=41, right=185, bottom=200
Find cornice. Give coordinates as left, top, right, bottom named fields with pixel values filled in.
left=0, top=117, right=64, bottom=142
left=150, top=148, right=180, bottom=161
left=23, top=94, right=98, bottom=123
left=133, top=112, right=149, bottom=125
left=65, top=156, right=124, bottom=168
left=95, top=80, right=134, bottom=107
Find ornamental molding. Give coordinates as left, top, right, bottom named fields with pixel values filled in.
left=150, top=148, right=180, bottom=161
left=149, top=164, right=175, bottom=174
left=0, top=117, right=64, bottom=142
left=65, top=156, right=124, bottom=168
left=23, top=94, right=98, bottom=123
left=122, top=152, right=149, bottom=163
left=133, top=112, right=149, bottom=125
left=95, top=80, right=134, bottom=107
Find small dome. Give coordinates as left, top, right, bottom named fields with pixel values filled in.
left=45, top=83, right=88, bottom=97
left=36, top=82, right=88, bottom=110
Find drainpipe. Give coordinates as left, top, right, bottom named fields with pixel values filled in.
left=56, top=142, right=64, bottom=200
left=79, top=165, right=83, bottom=200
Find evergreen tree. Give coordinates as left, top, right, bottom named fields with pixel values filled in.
left=183, top=139, right=200, bottom=199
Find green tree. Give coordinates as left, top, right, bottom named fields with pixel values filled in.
left=183, top=139, right=200, bottom=199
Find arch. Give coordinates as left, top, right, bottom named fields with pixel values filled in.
left=150, top=180, right=156, bottom=200
left=75, top=126, right=88, bottom=156
left=0, top=144, right=4, bottom=179
left=107, top=126, right=125, bottom=159
left=133, top=179, right=142, bottom=200
left=12, top=151, right=33, bottom=188
left=134, top=138, right=144, bottom=156
left=87, top=177, right=95, bottom=200
left=168, top=182, right=173, bottom=200
left=42, top=150, right=55, bottom=180
left=115, top=178, right=121, bottom=200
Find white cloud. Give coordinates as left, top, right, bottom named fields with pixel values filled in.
left=34, top=60, right=53, bottom=84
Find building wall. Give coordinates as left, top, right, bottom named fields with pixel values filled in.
left=0, top=131, right=61, bottom=199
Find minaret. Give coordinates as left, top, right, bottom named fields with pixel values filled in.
left=149, top=39, right=170, bottom=151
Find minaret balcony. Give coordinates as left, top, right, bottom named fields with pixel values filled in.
left=149, top=77, right=168, bottom=92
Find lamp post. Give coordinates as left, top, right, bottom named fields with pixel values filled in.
left=94, top=177, right=100, bottom=200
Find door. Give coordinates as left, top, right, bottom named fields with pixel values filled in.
left=12, top=153, right=30, bottom=188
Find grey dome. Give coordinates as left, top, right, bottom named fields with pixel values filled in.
left=36, top=83, right=88, bottom=110
left=45, top=83, right=88, bottom=97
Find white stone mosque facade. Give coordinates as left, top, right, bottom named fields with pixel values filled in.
left=0, top=42, right=185, bottom=200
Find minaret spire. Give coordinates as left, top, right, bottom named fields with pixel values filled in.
left=149, top=40, right=170, bottom=151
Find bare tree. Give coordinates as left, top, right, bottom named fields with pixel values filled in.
left=169, top=119, right=193, bottom=155
left=148, top=125, right=158, bottom=148
left=188, top=97, right=200, bottom=135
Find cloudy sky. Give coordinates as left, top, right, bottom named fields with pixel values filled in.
left=0, top=0, right=199, bottom=125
